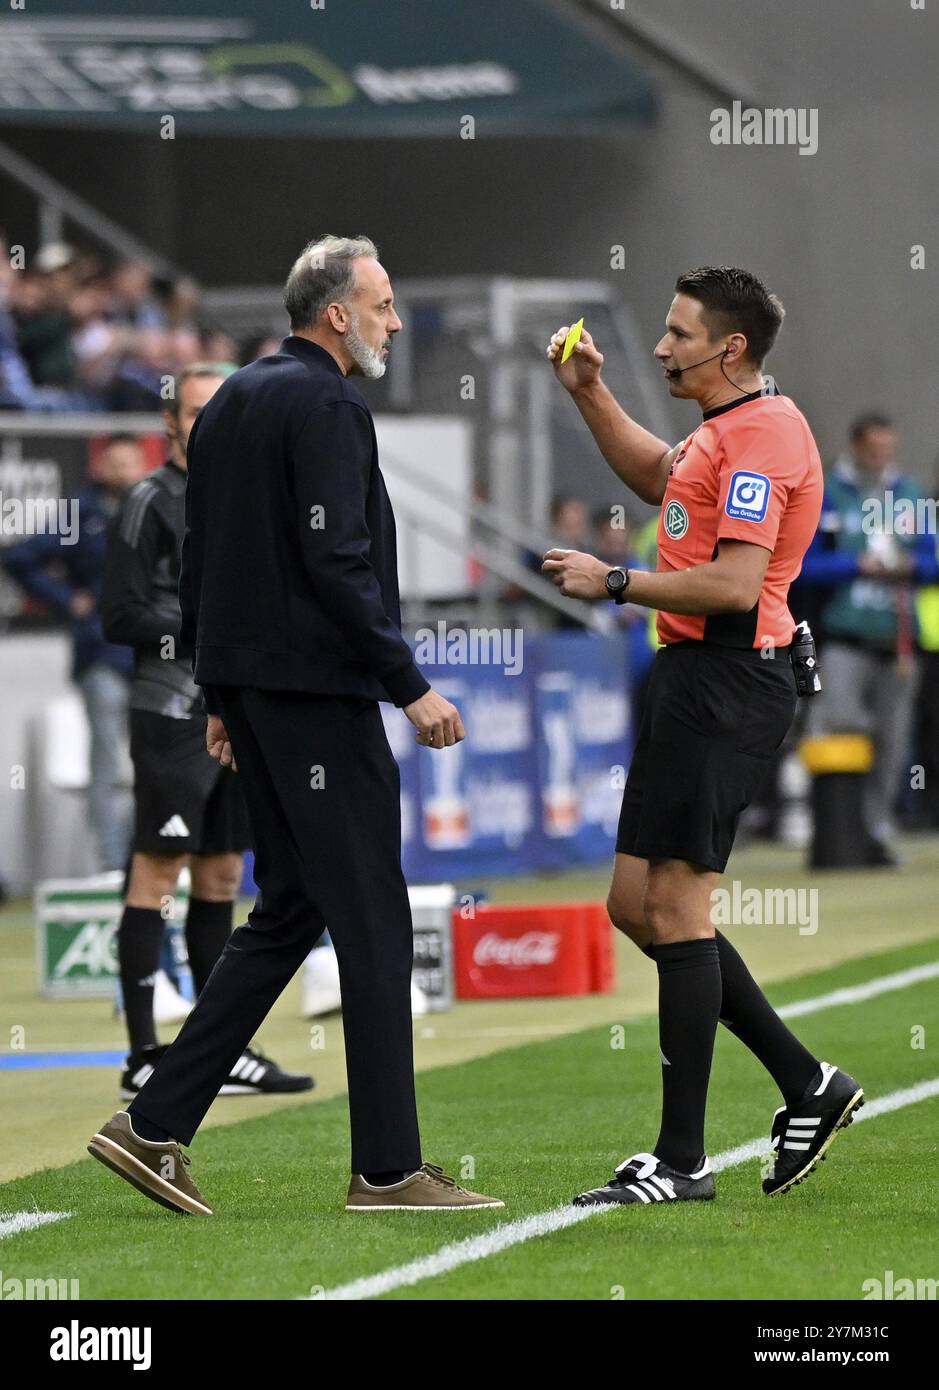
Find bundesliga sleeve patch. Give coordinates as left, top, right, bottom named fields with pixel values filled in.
left=725, top=470, right=771, bottom=523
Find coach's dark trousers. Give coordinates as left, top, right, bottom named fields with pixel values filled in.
left=130, top=688, right=422, bottom=1173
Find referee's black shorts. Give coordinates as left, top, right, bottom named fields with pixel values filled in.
left=130, top=709, right=252, bottom=857
left=616, top=639, right=796, bottom=873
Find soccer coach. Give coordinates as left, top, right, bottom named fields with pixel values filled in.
left=544, top=268, right=863, bottom=1206
left=88, top=236, right=502, bottom=1214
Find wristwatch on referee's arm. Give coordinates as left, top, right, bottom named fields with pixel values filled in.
left=605, top=566, right=630, bottom=604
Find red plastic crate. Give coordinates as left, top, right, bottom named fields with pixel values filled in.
left=454, top=902, right=614, bottom=999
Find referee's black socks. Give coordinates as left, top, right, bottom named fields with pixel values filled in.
left=652, top=938, right=722, bottom=1175
left=642, top=934, right=819, bottom=1109
left=712, top=930, right=819, bottom=1105
left=185, top=897, right=234, bottom=995
left=118, top=905, right=165, bottom=1056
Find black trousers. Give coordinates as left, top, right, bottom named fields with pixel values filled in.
left=130, top=687, right=422, bottom=1173
left=914, top=649, right=939, bottom=826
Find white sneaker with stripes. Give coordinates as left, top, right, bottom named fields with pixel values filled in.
left=573, top=1151, right=715, bottom=1207
left=762, top=1061, right=864, bottom=1196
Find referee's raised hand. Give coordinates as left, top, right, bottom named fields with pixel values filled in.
left=546, top=324, right=604, bottom=393
left=403, top=688, right=466, bottom=748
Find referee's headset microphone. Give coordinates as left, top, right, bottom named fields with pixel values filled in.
left=663, top=343, right=752, bottom=396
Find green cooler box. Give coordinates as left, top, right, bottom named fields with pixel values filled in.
left=35, top=872, right=190, bottom=998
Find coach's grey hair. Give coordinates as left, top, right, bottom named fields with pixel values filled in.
left=283, top=235, right=380, bottom=331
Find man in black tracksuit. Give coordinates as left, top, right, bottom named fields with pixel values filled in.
left=101, top=362, right=312, bottom=1101
left=89, top=237, right=503, bottom=1214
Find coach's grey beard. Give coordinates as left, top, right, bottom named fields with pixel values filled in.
left=345, top=312, right=387, bottom=379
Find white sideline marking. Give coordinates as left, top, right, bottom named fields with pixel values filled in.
left=777, top=962, right=939, bottom=1019
left=853, top=1077, right=939, bottom=1120
left=319, top=1205, right=597, bottom=1300
left=317, top=1077, right=939, bottom=1301
left=0, top=1211, right=70, bottom=1240
left=418, top=964, right=939, bottom=1045
left=418, top=1025, right=580, bottom=1040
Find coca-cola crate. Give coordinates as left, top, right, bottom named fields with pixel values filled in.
left=454, top=902, right=614, bottom=999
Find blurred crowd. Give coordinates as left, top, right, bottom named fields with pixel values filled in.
left=0, top=236, right=280, bottom=412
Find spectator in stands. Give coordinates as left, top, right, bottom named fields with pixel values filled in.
left=801, top=413, right=939, bottom=864
left=2, top=434, right=147, bottom=870
left=0, top=233, right=99, bottom=411
left=169, top=326, right=204, bottom=371
left=549, top=494, right=590, bottom=551
left=108, top=328, right=174, bottom=412
left=70, top=275, right=117, bottom=360
left=0, top=243, right=242, bottom=413
left=502, top=494, right=593, bottom=627
left=161, top=276, right=201, bottom=332
left=535, top=495, right=591, bottom=629
left=200, top=328, right=238, bottom=364
left=238, top=333, right=283, bottom=366
left=15, top=243, right=78, bottom=387
left=108, top=261, right=165, bottom=330
left=593, top=503, right=635, bottom=567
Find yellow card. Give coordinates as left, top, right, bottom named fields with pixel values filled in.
left=560, top=317, right=584, bottom=364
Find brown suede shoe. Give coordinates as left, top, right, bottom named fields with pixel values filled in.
left=87, top=1111, right=213, bottom=1216
left=346, top=1163, right=504, bottom=1211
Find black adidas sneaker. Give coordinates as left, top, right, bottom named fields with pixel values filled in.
left=217, top=1044, right=314, bottom=1096
left=573, top=1151, right=715, bottom=1207
left=121, top=1043, right=313, bottom=1098
left=762, top=1061, right=864, bottom=1196
left=120, top=1044, right=169, bottom=1099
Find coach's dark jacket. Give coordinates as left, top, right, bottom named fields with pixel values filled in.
left=179, top=336, right=430, bottom=716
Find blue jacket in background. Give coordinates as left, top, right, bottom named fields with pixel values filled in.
left=800, top=458, right=938, bottom=648
left=2, top=484, right=133, bottom=680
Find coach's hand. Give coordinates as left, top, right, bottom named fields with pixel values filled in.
left=546, top=324, right=604, bottom=393
left=404, top=689, right=466, bottom=749
left=206, top=714, right=237, bottom=771
left=542, top=548, right=610, bottom=600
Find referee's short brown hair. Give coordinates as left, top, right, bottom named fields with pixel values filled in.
left=675, top=266, right=785, bottom=367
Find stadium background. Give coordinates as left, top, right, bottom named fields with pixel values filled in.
left=1, top=0, right=937, bottom=1306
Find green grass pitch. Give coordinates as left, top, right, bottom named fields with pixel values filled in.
left=1, top=937, right=936, bottom=1300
